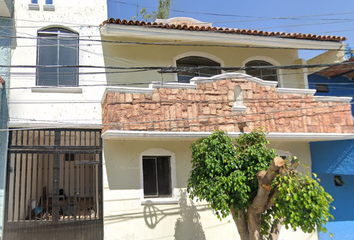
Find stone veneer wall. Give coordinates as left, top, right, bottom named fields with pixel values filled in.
left=102, top=79, right=353, bottom=133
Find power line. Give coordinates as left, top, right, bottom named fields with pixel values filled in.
left=107, top=1, right=354, bottom=21
left=0, top=34, right=347, bottom=51
left=2, top=61, right=354, bottom=72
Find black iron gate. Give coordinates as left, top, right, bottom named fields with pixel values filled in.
left=3, top=129, right=103, bottom=240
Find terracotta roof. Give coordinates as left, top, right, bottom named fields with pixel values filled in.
left=316, top=58, right=354, bottom=79
left=100, top=18, right=347, bottom=42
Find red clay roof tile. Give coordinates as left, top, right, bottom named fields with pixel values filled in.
left=100, top=18, right=347, bottom=42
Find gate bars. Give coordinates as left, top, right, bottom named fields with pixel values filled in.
left=5, top=129, right=102, bottom=223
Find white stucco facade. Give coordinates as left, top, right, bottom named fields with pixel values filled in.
left=9, top=0, right=107, bottom=128
left=102, top=138, right=317, bottom=240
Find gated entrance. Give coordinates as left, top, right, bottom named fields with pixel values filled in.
left=3, top=129, right=103, bottom=240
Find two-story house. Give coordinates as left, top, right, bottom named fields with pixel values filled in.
left=99, top=17, right=354, bottom=240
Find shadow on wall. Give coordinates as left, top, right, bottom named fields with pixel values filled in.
left=174, top=190, right=206, bottom=240
left=142, top=189, right=207, bottom=240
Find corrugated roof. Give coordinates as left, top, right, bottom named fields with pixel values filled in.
left=316, top=58, right=354, bottom=79
left=100, top=18, right=347, bottom=42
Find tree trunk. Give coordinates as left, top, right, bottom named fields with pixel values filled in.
left=231, top=206, right=249, bottom=240
left=232, top=157, right=285, bottom=240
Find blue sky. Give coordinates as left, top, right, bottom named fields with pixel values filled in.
left=107, top=0, right=354, bottom=60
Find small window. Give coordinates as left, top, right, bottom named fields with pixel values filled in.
left=245, top=60, right=278, bottom=82
left=46, top=0, right=53, bottom=4
left=316, top=84, right=329, bottom=93
left=37, top=28, right=78, bottom=86
left=176, top=56, right=221, bottom=83
left=143, top=156, right=171, bottom=198
left=31, top=0, right=38, bottom=3
left=334, top=175, right=345, bottom=186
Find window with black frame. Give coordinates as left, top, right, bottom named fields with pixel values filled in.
left=245, top=60, right=278, bottom=82
left=37, top=28, right=78, bottom=86
left=176, top=56, right=221, bottom=83
left=143, top=156, right=172, bottom=198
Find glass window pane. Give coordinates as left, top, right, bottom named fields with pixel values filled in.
left=157, top=157, right=171, bottom=196
left=46, top=0, right=53, bottom=4
left=37, top=36, right=58, bottom=86
left=143, top=158, right=157, bottom=196
left=37, top=29, right=79, bottom=86
left=177, top=56, right=221, bottom=83
left=59, top=37, right=78, bottom=86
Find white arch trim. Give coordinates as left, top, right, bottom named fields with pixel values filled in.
left=139, top=148, right=178, bottom=205
left=242, top=56, right=284, bottom=87
left=37, top=25, right=79, bottom=34
left=173, top=51, right=225, bottom=68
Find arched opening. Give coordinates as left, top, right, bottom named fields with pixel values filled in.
left=245, top=60, right=278, bottom=82
left=176, top=56, right=221, bottom=83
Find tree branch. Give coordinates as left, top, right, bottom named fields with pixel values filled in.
left=269, top=218, right=283, bottom=240
left=230, top=205, right=249, bottom=240
left=249, top=157, right=285, bottom=214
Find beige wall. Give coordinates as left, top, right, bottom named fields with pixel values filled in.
left=102, top=37, right=303, bottom=88
left=103, top=138, right=316, bottom=240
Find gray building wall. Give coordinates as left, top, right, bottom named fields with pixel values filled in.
left=0, top=1, right=13, bottom=238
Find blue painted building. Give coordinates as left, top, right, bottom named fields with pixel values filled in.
left=309, top=58, right=354, bottom=240
left=0, top=0, right=13, bottom=239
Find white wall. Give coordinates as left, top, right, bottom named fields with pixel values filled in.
left=9, top=0, right=107, bottom=127
left=102, top=138, right=317, bottom=240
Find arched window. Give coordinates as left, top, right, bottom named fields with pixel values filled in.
left=37, top=27, right=79, bottom=86
left=176, top=56, right=221, bottom=83
left=245, top=60, right=278, bottom=82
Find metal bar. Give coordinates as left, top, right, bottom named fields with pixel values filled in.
left=83, top=156, right=87, bottom=219
left=12, top=153, right=17, bottom=222
left=40, top=153, right=44, bottom=221
left=74, top=153, right=77, bottom=220
left=46, top=153, right=50, bottom=221
left=68, top=152, right=71, bottom=222
left=63, top=153, right=65, bottom=221
left=98, top=148, right=103, bottom=221
left=88, top=158, right=92, bottom=220
left=78, top=153, right=81, bottom=220
left=69, top=130, right=72, bottom=147
left=26, top=130, right=29, bottom=146
left=35, top=152, right=39, bottom=222
left=23, top=153, right=28, bottom=222
left=29, top=153, right=33, bottom=221
left=9, top=145, right=101, bottom=150
left=74, top=161, right=100, bottom=165
left=17, top=153, right=22, bottom=222
left=53, top=152, right=59, bottom=223
left=37, top=130, right=40, bottom=146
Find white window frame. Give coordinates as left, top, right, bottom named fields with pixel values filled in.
left=242, top=56, right=284, bottom=87
left=173, top=51, right=225, bottom=83
left=139, top=148, right=178, bottom=205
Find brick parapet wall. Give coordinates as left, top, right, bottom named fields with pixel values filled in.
left=102, top=79, right=353, bottom=133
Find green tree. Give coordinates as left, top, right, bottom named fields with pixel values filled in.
left=187, top=129, right=333, bottom=240
left=132, top=0, right=171, bottom=22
